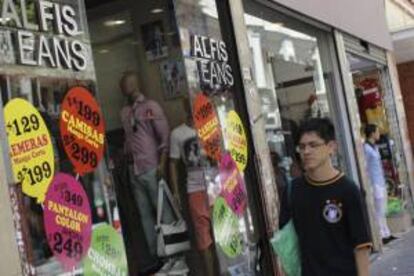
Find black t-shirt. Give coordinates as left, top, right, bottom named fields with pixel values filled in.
left=280, top=173, right=372, bottom=276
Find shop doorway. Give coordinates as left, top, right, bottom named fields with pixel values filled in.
left=347, top=53, right=408, bottom=212
left=86, top=0, right=262, bottom=275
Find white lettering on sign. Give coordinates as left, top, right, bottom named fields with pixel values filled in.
left=190, top=34, right=234, bottom=93
left=0, top=0, right=88, bottom=72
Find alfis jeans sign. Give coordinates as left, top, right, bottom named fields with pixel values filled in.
left=0, top=0, right=88, bottom=72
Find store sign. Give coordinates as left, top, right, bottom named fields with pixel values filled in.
left=220, top=153, right=247, bottom=216
left=213, top=197, right=243, bottom=258
left=0, top=0, right=88, bottom=71
left=83, top=224, right=128, bottom=276
left=190, top=34, right=234, bottom=93
left=225, top=110, right=248, bottom=172
left=4, top=98, right=55, bottom=203
left=60, top=87, right=105, bottom=175
left=193, top=93, right=222, bottom=161
left=44, top=173, right=92, bottom=270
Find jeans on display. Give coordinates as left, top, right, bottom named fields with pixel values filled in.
left=129, top=166, right=175, bottom=257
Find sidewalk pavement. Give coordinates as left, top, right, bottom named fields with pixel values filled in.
left=371, top=229, right=414, bottom=276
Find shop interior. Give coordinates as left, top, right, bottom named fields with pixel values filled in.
left=347, top=53, right=405, bottom=203
left=87, top=0, right=261, bottom=275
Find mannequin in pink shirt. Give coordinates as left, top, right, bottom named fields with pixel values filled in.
left=119, top=71, right=188, bottom=275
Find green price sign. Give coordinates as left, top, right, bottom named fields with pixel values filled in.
left=213, top=197, right=243, bottom=258
left=83, top=223, right=128, bottom=276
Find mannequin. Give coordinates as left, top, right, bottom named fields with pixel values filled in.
left=119, top=71, right=188, bottom=274
left=169, top=100, right=217, bottom=276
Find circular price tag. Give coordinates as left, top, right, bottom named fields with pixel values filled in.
left=212, top=197, right=243, bottom=258
left=219, top=153, right=247, bottom=216
left=60, top=87, right=105, bottom=175
left=4, top=98, right=55, bottom=203
left=44, top=173, right=92, bottom=270
left=225, top=110, right=248, bottom=172
left=192, top=93, right=222, bottom=161
left=84, top=224, right=128, bottom=276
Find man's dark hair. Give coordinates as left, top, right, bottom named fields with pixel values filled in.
left=364, top=124, right=378, bottom=138
left=298, top=118, right=335, bottom=143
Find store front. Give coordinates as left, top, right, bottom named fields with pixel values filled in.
left=0, top=0, right=412, bottom=276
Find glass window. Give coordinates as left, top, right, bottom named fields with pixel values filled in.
left=0, top=0, right=123, bottom=274
left=243, top=0, right=349, bottom=196
left=86, top=0, right=261, bottom=275
left=173, top=0, right=261, bottom=274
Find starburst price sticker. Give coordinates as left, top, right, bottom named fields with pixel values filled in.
left=193, top=93, right=223, bottom=161
left=213, top=197, right=243, bottom=258
left=60, top=87, right=105, bottom=175
left=84, top=224, right=128, bottom=276
left=219, top=153, right=247, bottom=216
left=4, top=98, right=55, bottom=203
left=44, top=173, right=92, bottom=270
left=225, top=110, right=248, bottom=172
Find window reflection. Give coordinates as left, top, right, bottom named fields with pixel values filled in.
left=244, top=1, right=343, bottom=198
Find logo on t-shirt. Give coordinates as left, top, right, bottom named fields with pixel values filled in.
left=323, top=200, right=343, bottom=224
left=183, top=137, right=202, bottom=168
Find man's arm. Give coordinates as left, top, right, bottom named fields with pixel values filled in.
left=345, top=181, right=372, bottom=276
left=354, top=246, right=370, bottom=276
left=150, top=101, right=170, bottom=178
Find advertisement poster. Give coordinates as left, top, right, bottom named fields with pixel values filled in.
left=193, top=93, right=223, bottom=161
left=212, top=197, right=243, bottom=258
left=84, top=223, right=128, bottom=276
left=225, top=110, right=248, bottom=172
left=219, top=153, right=247, bottom=216
left=4, top=98, right=55, bottom=203
left=60, top=87, right=105, bottom=175
left=160, top=59, right=186, bottom=100
left=141, top=20, right=168, bottom=61
left=43, top=173, right=92, bottom=269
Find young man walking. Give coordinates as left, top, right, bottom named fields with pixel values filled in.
left=280, top=118, right=371, bottom=276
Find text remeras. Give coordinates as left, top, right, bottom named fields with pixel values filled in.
left=0, top=0, right=87, bottom=71
left=191, top=35, right=234, bottom=93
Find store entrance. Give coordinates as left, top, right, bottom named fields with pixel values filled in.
left=348, top=53, right=404, bottom=206
left=86, top=0, right=261, bottom=275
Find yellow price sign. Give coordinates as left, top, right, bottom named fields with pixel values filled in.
left=225, top=110, right=248, bottom=172
left=5, top=98, right=55, bottom=203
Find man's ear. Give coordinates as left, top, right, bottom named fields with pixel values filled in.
left=328, top=140, right=338, bottom=154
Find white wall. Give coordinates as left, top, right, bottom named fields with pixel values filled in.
left=272, top=0, right=392, bottom=49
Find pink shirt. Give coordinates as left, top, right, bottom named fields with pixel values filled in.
left=121, top=94, right=170, bottom=176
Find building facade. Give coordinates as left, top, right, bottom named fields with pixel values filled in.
left=0, top=0, right=412, bottom=275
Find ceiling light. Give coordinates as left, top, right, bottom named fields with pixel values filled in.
left=151, top=8, right=164, bottom=14
left=99, top=49, right=109, bottom=54
left=104, top=20, right=126, bottom=27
